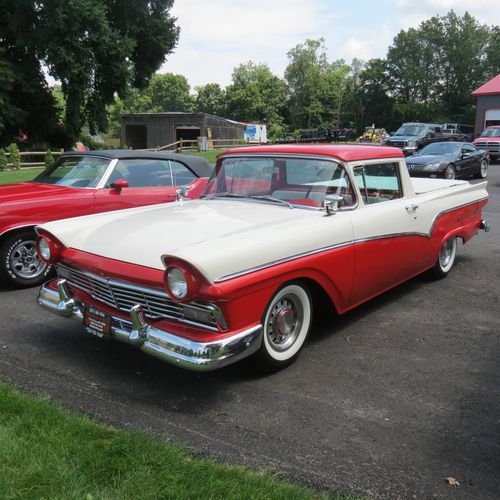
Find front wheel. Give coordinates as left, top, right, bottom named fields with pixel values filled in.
left=429, top=236, right=457, bottom=280
left=444, top=164, right=456, bottom=180
left=254, top=282, right=313, bottom=371
left=0, top=231, right=52, bottom=288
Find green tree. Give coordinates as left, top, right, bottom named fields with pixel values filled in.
left=0, top=0, right=179, bottom=145
left=225, top=62, right=286, bottom=125
left=44, top=149, right=55, bottom=167
left=6, top=143, right=20, bottom=170
left=284, top=39, right=330, bottom=128
left=146, top=73, right=195, bottom=112
left=0, top=148, right=7, bottom=171
left=195, top=83, right=226, bottom=116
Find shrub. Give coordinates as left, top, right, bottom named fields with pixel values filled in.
left=44, top=149, right=55, bottom=167
left=6, top=143, right=20, bottom=170
left=0, top=148, right=7, bottom=171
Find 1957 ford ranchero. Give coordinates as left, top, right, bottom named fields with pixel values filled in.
left=36, top=145, right=490, bottom=371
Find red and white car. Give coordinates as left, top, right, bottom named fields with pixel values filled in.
left=473, top=126, right=500, bottom=160
left=0, top=150, right=211, bottom=288
left=36, top=145, right=489, bottom=371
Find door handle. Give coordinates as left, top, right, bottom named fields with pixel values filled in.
left=405, top=203, right=419, bottom=219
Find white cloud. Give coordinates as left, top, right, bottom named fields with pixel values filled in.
left=161, top=0, right=337, bottom=86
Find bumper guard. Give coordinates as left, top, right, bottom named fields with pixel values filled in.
left=38, top=279, right=262, bottom=371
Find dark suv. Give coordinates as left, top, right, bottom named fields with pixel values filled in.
left=385, top=123, right=446, bottom=155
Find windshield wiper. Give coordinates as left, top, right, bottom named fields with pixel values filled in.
left=201, top=192, right=246, bottom=200
left=248, top=195, right=294, bottom=209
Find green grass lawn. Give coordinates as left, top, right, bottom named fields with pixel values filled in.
left=0, top=381, right=357, bottom=500
left=180, top=149, right=224, bottom=163
left=0, top=168, right=42, bottom=185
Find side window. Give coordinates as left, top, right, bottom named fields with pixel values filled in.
left=434, top=126, right=442, bottom=133
left=170, top=161, right=197, bottom=186
left=462, top=144, right=476, bottom=153
left=113, top=159, right=173, bottom=187
left=353, top=162, right=403, bottom=205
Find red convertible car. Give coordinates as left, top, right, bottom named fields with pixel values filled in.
left=0, top=150, right=211, bottom=288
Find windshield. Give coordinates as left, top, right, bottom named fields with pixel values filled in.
left=34, top=156, right=110, bottom=188
left=394, top=126, right=426, bottom=136
left=418, top=142, right=460, bottom=156
left=201, top=156, right=356, bottom=209
left=480, top=128, right=500, bottom=137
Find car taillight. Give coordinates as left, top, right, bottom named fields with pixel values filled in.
left=35, top=231, right=65, bottom=264
left=162, top=258, right=203, bottom=303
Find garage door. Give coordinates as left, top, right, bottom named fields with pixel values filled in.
left=485, top=109, right=500, bottom=127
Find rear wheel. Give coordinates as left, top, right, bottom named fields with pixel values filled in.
left=429, top=236, right=457, bottom=280
left=253, top=282, right=313, bottom=371
left=475, top=159, right=488, bottom=179
left=0, top=231, right=52, bottom=288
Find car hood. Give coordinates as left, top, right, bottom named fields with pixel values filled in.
left=39, top=199, right=353, bottom=284
left=0, top=182, right=82, bottom=206
left=474, top=136, right=500, bottom=143
left=406, top=155, right=449, bottom=166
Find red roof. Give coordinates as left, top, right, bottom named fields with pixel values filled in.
left=471, top=74, right=500, bottom=96
left=218, top=144, right=404, bottom=162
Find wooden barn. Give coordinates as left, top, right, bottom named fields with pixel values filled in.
left=121, top=112, right=246, bottom=149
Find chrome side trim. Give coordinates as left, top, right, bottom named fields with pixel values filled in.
left=214, top=240, right=353, bottom=282
left=214, top=197, right=488, bottom=282
left=38, top=282, right=261, bottom=372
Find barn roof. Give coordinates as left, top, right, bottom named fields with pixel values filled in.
left=471, top=74, right=500, bottom=96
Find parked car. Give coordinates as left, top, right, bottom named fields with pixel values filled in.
left=0, top=150, right=211, bottom=288
left=405, top=142, right=488, bottom=180
left=385, top=123, right=446, bottom=155
left=473, top=126, right=500, bottom=160
left=37, top=144, right=489, bottom=372
left=442, top=123, right=474, bottom=142
left=441, top=128, right=467, bottom=142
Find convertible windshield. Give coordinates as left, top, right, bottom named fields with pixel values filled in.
left=418, top=143, right=460, bottom=156
left=201, top=156, right=356, bottom=209
left=395, top=126, right=426, bottom=136
left=480, top=128, right=500, bottom=137
left=35, top=156, right=111, bottom=188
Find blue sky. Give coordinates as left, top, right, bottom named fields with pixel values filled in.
left=162, top=0, right=499, bottom=87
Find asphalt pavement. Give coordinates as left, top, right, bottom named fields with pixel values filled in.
left=1, top=164, right=499, bottom=499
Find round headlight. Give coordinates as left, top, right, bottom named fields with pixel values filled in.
left=38, top=237, right=51, bottom=262
left=167, top=267, right=188, bottom=299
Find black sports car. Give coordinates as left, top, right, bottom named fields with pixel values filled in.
left=405, top=142, right=488, bottom=180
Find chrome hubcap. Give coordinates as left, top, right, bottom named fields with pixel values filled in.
left=439, top=239, right=454, bottom=268
left=10, top=240, right=46, bottom=279
left=445, top=167, right=455, bottom=179
left=481, top=161, right=488, bottom=176
left=267, top=296, right=303, bottom=351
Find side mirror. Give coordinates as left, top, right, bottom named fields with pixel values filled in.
left=176, top=186, right=189, bottom=202
left=323, top=194, right=344, bottom=216
left=110, top=179, right=128, bottom=191
left=461, top=152, right=471, bottom=158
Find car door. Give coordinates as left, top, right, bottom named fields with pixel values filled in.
left=347, top=160, right=433, bottom=306
left=460, top=144, right=480, bottom=176
left=92, top=158, right=184, bottom=213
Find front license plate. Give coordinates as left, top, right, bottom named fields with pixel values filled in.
left=83, top=306, right=111, bottom=338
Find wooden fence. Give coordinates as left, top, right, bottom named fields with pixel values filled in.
left=6, top=150, right=65, bottom=169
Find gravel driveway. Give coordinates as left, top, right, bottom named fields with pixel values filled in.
left=1, top=164, right=499, bottom=499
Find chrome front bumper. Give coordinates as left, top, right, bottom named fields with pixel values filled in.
left=38, top=280, right=262, bottom=371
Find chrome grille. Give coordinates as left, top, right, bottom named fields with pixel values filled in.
left=56, top=264, right=219, bottom=330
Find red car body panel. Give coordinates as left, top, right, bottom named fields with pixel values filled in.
left=0, top=177, right=208, bottom=238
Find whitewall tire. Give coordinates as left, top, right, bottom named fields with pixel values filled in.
left=430, top=236, right=457, bottom=279
left=255, top=282, right=313, bottom=370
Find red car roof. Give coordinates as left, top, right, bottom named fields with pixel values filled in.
left=218, top=144, right=404, bottom=162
